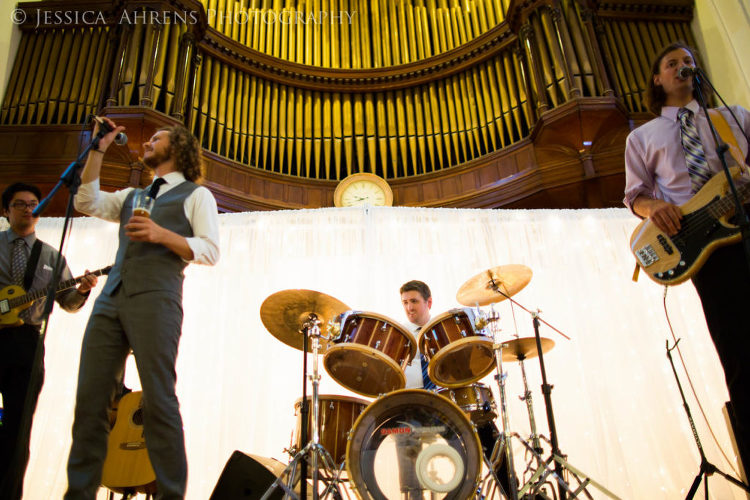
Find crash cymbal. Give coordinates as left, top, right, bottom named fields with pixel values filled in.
left=456, top=265, right=532, bottom=306
left=260, top=289, right=350, bottom=352
left=501, top=337, right=554, bottom=362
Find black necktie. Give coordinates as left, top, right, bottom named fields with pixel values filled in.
left=148, top=178, right=167, bottom=198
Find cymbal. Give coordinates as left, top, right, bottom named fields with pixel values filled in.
left=501, top=337, right=554, bottom=362
left=260, top=289, right=350, bottom=352
left=456, top=265, right=532, bottom=306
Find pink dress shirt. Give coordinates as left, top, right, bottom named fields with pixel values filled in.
left=624, top=100, right=750, bottom=211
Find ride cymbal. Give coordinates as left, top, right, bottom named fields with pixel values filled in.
left=456, top=265, right=532, bottom=306
left=260, top=289, right=349, bottom=352
left=501, top=337, right=554, bottom=362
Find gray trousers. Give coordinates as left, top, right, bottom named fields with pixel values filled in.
left=65, top=287, right=187, bottom=500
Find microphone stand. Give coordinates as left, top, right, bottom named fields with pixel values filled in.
left=665, top=340, right=749, bottom=499
left=691, top=68, right=750, bottom=275
left=0, top=128, right=107, bottom=494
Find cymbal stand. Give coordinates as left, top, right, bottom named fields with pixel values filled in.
left=487, top=281, right=620, bottom=500
left=261, top=314, right=342, bottom=500
left=485, top=305, right=520, bottom=500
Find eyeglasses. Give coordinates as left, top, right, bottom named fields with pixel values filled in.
left=10, top=200, right=39, bottom=210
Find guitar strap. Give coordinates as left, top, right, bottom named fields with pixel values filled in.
left=708, top=109, right=749, bottom=173
left=22, top=239, right=43, bottom=291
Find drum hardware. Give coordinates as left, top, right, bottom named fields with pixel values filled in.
left=260, top=290, right=351, bottom=500
left=458, top=266, right=620, bottom=500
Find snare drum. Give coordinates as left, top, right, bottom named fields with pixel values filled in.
left=346, top=389, right=482, bottom=500
left=291, top=394, right=370, bottom=467
left=437, top=383, right=497, bottom=425
left=419, top=308, right=495, bottom=387
left=324, top=311, right=416, bottom=397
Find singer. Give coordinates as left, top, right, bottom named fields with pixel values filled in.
left=623, top=42, right=750, bottom=475
left=64, top=119, right=220, bottom=499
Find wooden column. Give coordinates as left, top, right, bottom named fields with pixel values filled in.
left=170, top=31, right=196, bottom=121
left=520, top=23, right=549, bottom=114
left=579, top=5, right=614, bottom=97
left=106, top=23, right=133, bottom=107
left=139, top=20, right=164, bottom=108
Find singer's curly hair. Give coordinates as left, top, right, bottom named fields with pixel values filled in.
left=644, top=41, right=712, bottom=116
left=161, top=125, right=203, bottom=183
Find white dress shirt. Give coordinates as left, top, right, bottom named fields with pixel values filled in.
left=74, top=171, right=220, bottom=265
left=404, top=319, right=427, bottom=389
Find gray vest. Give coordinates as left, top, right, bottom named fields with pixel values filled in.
left=103, top=181, right=199, bottom=297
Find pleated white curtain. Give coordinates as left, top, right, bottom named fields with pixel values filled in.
left=20, top=206, right=746, bottom=499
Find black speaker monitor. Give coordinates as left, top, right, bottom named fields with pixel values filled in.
left=209, top=450, right=286, bottom=500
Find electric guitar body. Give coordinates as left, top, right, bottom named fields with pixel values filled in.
left=630, top=167, right=750, bottom=285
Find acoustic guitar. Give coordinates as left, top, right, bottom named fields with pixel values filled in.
left=630, top=167, right=750, bottom=285
left=101, top=390, right=157, bottom=494
left=0, top=265, right=112, bottom=326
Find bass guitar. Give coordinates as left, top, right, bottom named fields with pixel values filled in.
left=630, top=167, right=750, bottom=285
left=0, top=265, right=112, bottom=326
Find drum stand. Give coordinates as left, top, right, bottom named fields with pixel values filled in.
left=261, top=315, right=344, bottom=500
left=485, top=281, right=621, bottom=500
left=485, top=307, right=520, bottom=500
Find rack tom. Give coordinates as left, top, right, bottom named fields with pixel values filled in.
left=419, top=308, right=494, bottom=387
left=324, top=311, right=416, bottom=397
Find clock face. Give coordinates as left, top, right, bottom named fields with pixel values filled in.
left=334, top=173, right=393, bottom=207
left=341, top=180, right=387, bottom=207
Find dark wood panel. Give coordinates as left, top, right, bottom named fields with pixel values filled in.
left=0, top=98, right=630, bottom=214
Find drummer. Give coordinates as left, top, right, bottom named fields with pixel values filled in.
left=399, top=280, right=514, bottom=495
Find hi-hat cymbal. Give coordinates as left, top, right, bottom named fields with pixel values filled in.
left=501, top=337, right=554, bottom=362
left=456, top=265, right=532, bottom=306
left=260, top=289, right=350, bottom=352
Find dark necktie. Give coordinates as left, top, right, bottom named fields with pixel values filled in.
left=10, top=237, right=27, bottom=286
left=11, top=237, right=32, bottom=322
left=677, top=107, right=711, bottom=193
left=148, top=177, right=167, bottom=198
left=420, top=353, right=436, bottom=390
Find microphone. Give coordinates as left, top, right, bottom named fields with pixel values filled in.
left=677, top=66, right=698, bottom=79
left=90, top=115, right=128, bottom=145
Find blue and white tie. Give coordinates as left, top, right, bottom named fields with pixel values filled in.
left=678, top=107, right=712, bottom=193
left=420, top=353, right=436, bottom=390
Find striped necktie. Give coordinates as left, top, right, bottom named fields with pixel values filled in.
left=420, top=353, right=436, bottom=390
left=677, top=107, right=712, bottom=193
left=11, top=237, right=32, bottom=322
left=10, top=237, right=27, bottom=286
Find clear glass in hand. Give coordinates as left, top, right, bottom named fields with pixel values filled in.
left=132, top=189, right=155, bottom=218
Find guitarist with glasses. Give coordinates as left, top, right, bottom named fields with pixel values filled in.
left=624, top=42, right=750, bottom=478
left=0, top=182, right=98, bottom=500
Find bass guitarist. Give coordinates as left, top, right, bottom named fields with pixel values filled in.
left=623, top=42, right=750, bottom=476
left=0, top=182, right=98, bottom=500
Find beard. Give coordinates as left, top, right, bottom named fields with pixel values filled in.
left=143, top=147, right=171, bottom=168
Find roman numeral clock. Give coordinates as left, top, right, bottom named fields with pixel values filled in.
left=333, top=173, right=394, bottom=207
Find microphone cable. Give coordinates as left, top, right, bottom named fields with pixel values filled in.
left=662, top=285, right=740, bottom=476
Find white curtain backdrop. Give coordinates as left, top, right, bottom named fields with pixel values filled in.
left=18, top=206, right=747, bottom=499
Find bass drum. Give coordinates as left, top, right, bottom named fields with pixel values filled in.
left=346, top=389, right=481, bottom=500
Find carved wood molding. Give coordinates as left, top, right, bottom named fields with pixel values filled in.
left=199, top=22, right=516, bottom=92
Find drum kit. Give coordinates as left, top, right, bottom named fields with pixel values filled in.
left=257, top=266, right=620, bottom=500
